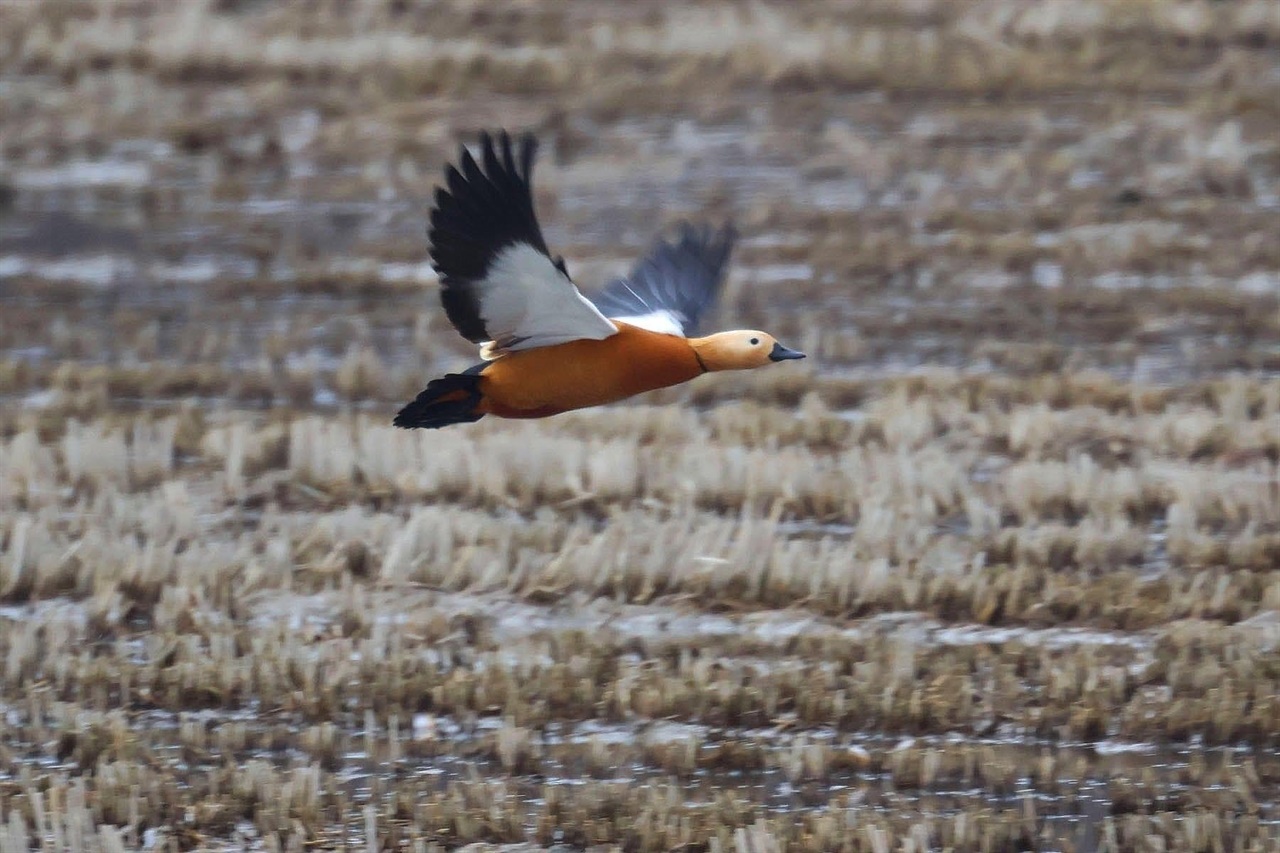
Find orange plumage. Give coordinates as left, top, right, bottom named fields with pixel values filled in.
left=393, top=131, right=804, bottom=430
left=477, top=323, right=704, bottom=419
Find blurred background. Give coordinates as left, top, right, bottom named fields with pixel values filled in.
left=3, top=0, right=1277, bottom=403
left=2, top=1, right=1280, bottom=850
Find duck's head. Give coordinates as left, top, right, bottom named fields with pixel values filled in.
left=689, top=330, right=806, bottom=372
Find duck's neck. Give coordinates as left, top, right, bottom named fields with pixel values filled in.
left=687, top=335, right=742, bottom=372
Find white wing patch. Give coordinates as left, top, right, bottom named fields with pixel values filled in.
left=611, top=309, right=687, bottom=336
left=478, top=243, right=617, bottom=355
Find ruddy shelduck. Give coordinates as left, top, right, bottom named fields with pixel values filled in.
left=394, top=131, right=805, bottom=429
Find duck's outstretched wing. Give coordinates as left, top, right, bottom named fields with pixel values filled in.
left=429, top=131, right=617, bottom=354
left=591, top=223, right=737, bottom=337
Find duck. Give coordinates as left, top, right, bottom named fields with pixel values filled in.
left=394, top=130, right=805, bottom=429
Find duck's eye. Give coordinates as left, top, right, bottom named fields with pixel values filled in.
left=749, top=337, right=760, bottom=346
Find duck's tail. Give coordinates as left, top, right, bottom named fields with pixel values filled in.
left=393, top=364, right=486, bottom=429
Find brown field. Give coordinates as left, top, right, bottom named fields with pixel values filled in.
left=2, top=1, right=1280, bottom=850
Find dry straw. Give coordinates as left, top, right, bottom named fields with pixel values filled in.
left=3, top=0, right=1280, bottom=847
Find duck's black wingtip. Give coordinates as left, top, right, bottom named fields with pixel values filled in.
left=428, top=129, right=555, bottom=344
left=590, top=219, right=739, bottom=335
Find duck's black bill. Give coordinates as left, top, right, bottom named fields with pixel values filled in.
left=769, top=342, right=806, bottom=362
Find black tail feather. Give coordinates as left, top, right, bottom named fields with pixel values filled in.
left=394, top=365, right=485, bottom=429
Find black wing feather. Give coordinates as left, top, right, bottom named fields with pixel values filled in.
left=428, top=130, right=559, bottom=343
left=592, top=222, right=737, bottom=336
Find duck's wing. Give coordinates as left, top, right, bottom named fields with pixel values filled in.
left=429, top=131, right=617, bottom=354
left=591, top=222, right=737, bottom=337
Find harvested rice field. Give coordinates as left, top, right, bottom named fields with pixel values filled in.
left=3, top=1, right=1280, bottom=850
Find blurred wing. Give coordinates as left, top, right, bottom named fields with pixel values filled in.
left=428, top=130, right=617, bottom=354
left=592, top=222, right=737, bottom=337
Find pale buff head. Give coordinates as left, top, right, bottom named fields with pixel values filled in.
left=688, top=330, right=806, bottom=372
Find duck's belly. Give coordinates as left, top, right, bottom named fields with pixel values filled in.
left=478, top=325, right=703, bottom=418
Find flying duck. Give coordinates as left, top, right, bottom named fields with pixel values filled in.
left=394, top=130, right=805, bottom=429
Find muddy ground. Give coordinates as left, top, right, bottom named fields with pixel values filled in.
left=2, top=1, right=1280, bottom=850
